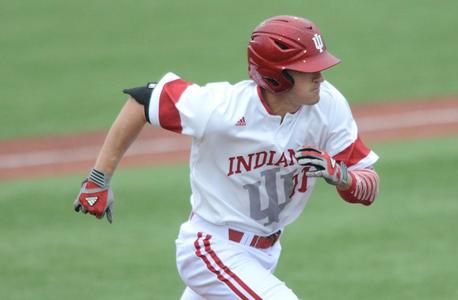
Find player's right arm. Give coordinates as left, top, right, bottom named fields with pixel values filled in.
left=73, top=72, right=222, bottom=222
left=93, top=97, right=146, bottom=175
left=73, top=96, right=147, bottom=223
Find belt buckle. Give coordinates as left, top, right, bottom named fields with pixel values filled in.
left=268, top=230, right=281, bottom=245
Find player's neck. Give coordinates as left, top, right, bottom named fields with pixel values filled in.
left=262, top=89, right=301, bottom=118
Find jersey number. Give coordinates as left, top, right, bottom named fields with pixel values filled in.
left=243, top=167, right=309, bottom=226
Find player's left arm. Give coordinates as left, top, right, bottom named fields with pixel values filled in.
left=295, top=146, right=379, bottom=205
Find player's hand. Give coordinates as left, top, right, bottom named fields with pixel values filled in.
left=295, top=146, right=350, bottom=188
left=73, top=169, right=114, bottom=223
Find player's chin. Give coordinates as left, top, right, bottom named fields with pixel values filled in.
left=311, top=95, right=321, bottom=104
left=304, top=94, right=320, bottom=105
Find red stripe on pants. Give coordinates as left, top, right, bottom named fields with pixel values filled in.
left=194, top=232, right=263, bottom=300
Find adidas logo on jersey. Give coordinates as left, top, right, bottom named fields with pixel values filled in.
left=235, top=117, right=246, bottom=126
left=85, top=196, right=98, bottom=206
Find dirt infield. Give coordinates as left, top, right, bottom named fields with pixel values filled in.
left=1, top=96, right=457, bottom=181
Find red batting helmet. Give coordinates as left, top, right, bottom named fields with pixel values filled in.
left=248, top=15, right=341, bottom=94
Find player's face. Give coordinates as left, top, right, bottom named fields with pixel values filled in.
left=287, top=70, right=325, bottom=105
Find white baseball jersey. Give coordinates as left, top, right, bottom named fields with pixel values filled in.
left=148, top=72, right=379, bottom=234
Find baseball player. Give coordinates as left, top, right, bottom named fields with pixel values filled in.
left=74, top=15, right=380, bottom=299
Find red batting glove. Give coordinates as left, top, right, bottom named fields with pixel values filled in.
left=73, top=169, right=114, bottom=223
left=295, top=146, right=350, bottom=188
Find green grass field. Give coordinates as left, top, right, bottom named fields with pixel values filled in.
left=1, top=136, right=457, bottom=299
left=1, top=0, right=458, bottom=139
left=1, top=0, right=458, bottom=299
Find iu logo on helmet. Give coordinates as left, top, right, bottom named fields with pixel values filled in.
left=312, top=34, right=324, bottom=53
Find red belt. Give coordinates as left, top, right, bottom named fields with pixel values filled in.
left=228, top=229, right=281, bottom=249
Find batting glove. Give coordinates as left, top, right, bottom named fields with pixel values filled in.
left=295, top=146, right=350, bottom=188
left=73, top=168, right=114, bottom=223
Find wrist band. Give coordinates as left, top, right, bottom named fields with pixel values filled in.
left=339, top=162, right=349, bottom=186
left=89, top=168, right=111, bottom=187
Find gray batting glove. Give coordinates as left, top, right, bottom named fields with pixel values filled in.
left=295, top=146, right=350, bottom=188
left=73, top=169, right=114, bottom=223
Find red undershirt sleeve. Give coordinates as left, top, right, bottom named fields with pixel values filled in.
left=337, top=168, right=380, bottom=205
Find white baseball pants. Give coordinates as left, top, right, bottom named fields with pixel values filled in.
left=175, top=214, right=299, bottom=300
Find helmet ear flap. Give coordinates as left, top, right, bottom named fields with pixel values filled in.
left=282, top=70, right=294, bottom=86
left=253, top=67, right=294, bottom=94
